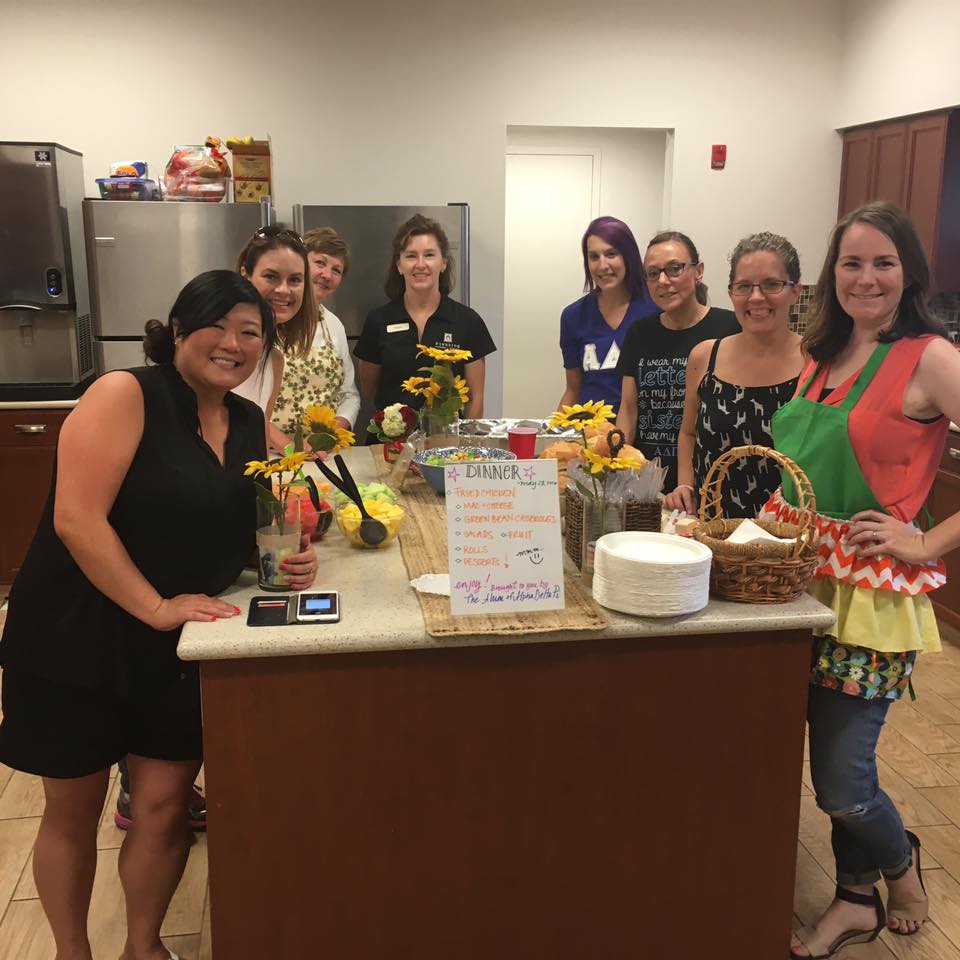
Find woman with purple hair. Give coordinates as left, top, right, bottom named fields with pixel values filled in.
left=558, top=216, right=656, bottom=413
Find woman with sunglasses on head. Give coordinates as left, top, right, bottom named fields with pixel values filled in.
left=558, top=216, right=656, bottom=413
left=271, top=227, right=360, bottom=444
left=663, top=232, right=803, bottom=517
left=755, top=203, right=960, bottom=958
left=355, top=214, right=496, bottom=438
left=615, top=231, right=738, bottom=490
left=0, top=271, right=318, bottom=960
left=233, top=226, right=319, bottom=451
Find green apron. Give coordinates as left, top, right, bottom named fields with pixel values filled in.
left=773, top=342, right=893, bottom=521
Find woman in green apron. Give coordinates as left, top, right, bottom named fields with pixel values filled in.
left=758, top=203, right=960, bottom=958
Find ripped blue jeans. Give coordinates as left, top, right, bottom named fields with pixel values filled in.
left=807, top=683, right=913, bottom=886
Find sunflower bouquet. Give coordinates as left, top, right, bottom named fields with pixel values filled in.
left=402, top=344, right=472, bottom=425
left=547, top=401, right=646, bottom=537
left=245, top=403, right=356, bottom=532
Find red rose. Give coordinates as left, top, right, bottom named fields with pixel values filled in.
left=373, top=410, right=385, bottom=426
left=400, top=406, right=418, bottom=427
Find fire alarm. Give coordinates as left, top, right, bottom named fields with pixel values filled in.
left=711, top=144, right=727, bottom=169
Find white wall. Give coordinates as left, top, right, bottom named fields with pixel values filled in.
left=837, top=0, right=960, bottom=128
left=1, top=0, right=845, bottom=414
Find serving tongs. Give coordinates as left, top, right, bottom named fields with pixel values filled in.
left=312, top=455, right=388, bottom=546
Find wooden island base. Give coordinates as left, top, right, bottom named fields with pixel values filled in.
left=200, top=626, right=812, bottom=960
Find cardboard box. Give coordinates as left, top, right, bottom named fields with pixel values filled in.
left=230, top=139, right=271, bottom=203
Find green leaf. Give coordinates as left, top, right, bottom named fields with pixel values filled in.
left=574, top=479, right=597, bottom=501
left=283, top=442, right=295, bottom=456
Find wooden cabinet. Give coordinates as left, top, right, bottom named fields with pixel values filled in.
left=838, top=110, right=960, bottom=291
left=929, top=430, right=960, bottom=629
left=0, top=409, right=68, bottom=584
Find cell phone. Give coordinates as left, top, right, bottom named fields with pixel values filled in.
left=296, top=590, right=340, bottom=623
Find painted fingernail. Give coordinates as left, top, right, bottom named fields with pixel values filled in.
left=233, top=606, right=241, bottom=613
left=209, top=616, right=217, bottom=622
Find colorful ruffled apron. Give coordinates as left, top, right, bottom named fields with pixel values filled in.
left=760, top=342, right=943, bottom=698
left=273, top=310, right=346, bottom=438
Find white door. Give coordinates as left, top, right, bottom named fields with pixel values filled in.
left=503, top=152, right=598, bottom=418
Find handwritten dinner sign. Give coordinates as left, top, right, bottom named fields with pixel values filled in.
left=446, top=459, right=565, bottom=615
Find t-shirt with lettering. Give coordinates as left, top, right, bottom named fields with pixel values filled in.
left=615, top=307, right=739, bottom=489
left=559, top=292, right=657, bottom=413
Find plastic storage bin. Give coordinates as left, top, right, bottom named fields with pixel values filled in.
left=96, top=178, right=160, bottom=201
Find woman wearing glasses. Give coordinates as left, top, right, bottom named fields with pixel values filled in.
left=615, top=231, right=738, bottom=490
left=271, top=227, right=360, bottom=442
left=758, top=203, right=959, bottom=958
left=356, top=215, right=495, bottom=434
left=663, top=232, right=803, bottom=516
left=557, top=216, right=654, bottom=413
left=232, top=226, right=319, bottom=451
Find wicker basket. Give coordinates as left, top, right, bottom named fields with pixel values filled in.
left=564, top=490, right=662, bottom=569
left=693, top=444, right=819, bottom=603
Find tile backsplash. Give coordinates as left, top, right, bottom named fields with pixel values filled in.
left=787, top=287, right=960, bottom=339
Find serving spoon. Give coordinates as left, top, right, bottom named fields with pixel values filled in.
left=315, top=457, right=387, bottom=546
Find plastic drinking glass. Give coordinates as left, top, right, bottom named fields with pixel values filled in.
left=507, top=426, right=538, bottom=459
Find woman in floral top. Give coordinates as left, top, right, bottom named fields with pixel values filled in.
left=271, top=228, right=360, bottom=450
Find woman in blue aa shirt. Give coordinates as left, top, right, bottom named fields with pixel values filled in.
left=558, top=215, right=655, bottom=413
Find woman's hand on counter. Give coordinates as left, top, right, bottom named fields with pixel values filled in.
left=846, top=510, right=930, bottom=564
left=279, top=534, right=319, bottom=590
left=148, top=594, right=242, bottom=631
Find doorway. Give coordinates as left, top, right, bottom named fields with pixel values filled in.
left=502, top=126, right=668, bottom=418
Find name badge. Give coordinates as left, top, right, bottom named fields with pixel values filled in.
left=387, top=322, right=410, bottom=333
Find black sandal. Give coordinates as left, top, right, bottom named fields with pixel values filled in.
left=886, top=830, right=928, bottom=935
left=790, top=885, right=886, bottom=959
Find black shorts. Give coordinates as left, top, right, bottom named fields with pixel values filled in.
left=0, top=669, right=202, bottom=779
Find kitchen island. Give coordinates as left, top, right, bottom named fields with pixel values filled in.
left=180, top=448, right=834, bottom=960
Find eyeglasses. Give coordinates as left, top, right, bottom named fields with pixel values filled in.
left=644, top=262, right=697, bottom=282
left=728, top=279, right=798, bottom=298
left=253, top=226, right=305, bottom=250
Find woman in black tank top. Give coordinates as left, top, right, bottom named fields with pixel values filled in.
left=664, top=232, right=805, bottom=517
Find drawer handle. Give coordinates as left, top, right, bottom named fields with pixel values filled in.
left=14, top=424, right=47, bottom=434
left=951, top=448, right=960, bottom=460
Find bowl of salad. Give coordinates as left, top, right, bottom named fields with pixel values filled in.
left=412, top=446, right=517, bottom=495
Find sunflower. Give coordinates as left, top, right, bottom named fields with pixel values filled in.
left=548, top=401, right=615, bottom=432
left=302, top=403, right=338, bottom=433
left=417, top=344, right=473, bottom=363
left=580, top=447, right=641, bottom=475
left=244, top=459, right=272, bottom=477
left=453, top=375, right=470, bottom=405
left=277, top=451, right=310, bottom=474
left=301, top=403, right=355, bottom=453
left=402, top=375, right=432, bottom=397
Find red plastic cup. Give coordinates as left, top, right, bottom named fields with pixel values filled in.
left=507, top=426, right=538, bottom=459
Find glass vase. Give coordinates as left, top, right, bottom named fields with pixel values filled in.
left=580, top=494, right=622, bottom=584
left=256, top=497, right=301, bottom=592
left=421, top=411, right=460, bottom=450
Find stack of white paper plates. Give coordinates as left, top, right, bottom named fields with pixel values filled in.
left=592, top=532, right=712, bottom=617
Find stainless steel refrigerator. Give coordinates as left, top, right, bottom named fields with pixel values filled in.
left=83, top=200, right=267, bottom=373
left=292, top=204, right=470, bottom=337
left=293, top=203, right=470, bottom=431
left=0, top=142, right=94, bottom=398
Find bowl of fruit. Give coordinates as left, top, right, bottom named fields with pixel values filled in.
left=335, top=499, right=405, bottom=548
left=412, top=446, right=517, bottom=495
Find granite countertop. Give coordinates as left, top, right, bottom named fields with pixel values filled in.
left=178, top=448, right=835, bottom=663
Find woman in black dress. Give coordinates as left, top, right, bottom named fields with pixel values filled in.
left=0, top=271, right=318, bottom=960
left=664, top=232, right=804, bottom=516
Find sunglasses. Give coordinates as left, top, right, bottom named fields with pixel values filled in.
left=253, top=226, right=305, bottom=251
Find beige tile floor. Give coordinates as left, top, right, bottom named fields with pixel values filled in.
left=2, top=592, right=960, bottom=959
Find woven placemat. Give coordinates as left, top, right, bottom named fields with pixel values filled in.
left=374, top=447, right=608, bottom=638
